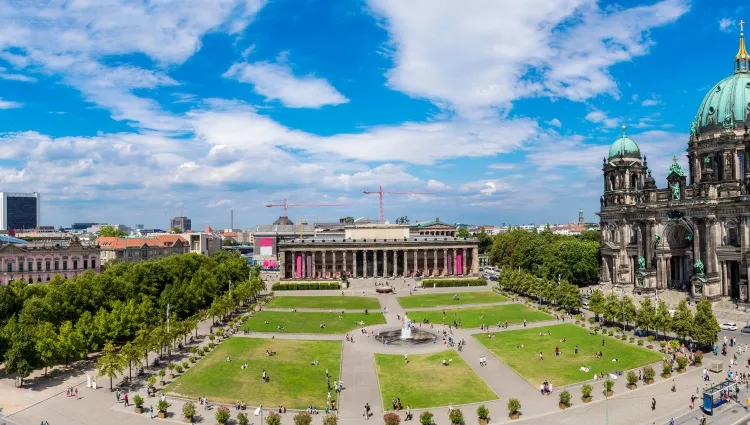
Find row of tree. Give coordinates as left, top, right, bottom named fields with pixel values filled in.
left=586, top=289, right=720, bottom=347
left=485, top=228, right=600, bottom=285
left=0, top=250, right=262, bottom=384
left=497, top=269, right=582, bottom=312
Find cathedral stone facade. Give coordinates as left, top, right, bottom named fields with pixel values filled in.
left=598, top=27, right=750, bottom=301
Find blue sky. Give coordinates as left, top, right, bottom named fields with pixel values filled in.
left=0, top=0, right=746, bottom=229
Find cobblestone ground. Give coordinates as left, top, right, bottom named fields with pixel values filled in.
left=1, top=280, right=745, bottom=425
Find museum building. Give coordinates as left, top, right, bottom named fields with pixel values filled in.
left=598, top=26, right=750, bottom=300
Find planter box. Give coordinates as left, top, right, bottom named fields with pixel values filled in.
left=644, top=378, right=654, bottom=384
left=604, top=390, right=613, bottom=397
left=661, top=373, right=672, bottom=379
left=582, top=396, right=592, bottom=403
left=134, top=407, right=143, bottom=414
left=184, top=417, right=192, bottom=423
left=480, top=419, right=488, bottom=425
left=559, top=403, right=569, bottom=409
left=626, top=384, right=637, bottom=390
left=510, top=413, right=520, bottom=420
left=158, top=412, right=167, bottom=419
left=678, top=369, right=686, bottom=373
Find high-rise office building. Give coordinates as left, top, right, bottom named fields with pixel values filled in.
left=171, top=216, right=192, bottom=232
left=0, top=192, right=40, bottom=231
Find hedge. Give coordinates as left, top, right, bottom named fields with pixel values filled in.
left=421, top=278, right=486, bottom=288
left=271, top=282, right=340, bottom=291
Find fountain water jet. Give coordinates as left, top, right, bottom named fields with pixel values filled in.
left=401, top=315, right=413, bottom=340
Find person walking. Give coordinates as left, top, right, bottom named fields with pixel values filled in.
left=124, top=393, right=129, bottom=407
left=651, top=397, right=656, bottom=411
left=364, top=402, right=370, bottom=420
left=74, top=387, right=78, bottom=399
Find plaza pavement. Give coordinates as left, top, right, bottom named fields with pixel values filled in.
left=1, top=280, right=746, bottom=425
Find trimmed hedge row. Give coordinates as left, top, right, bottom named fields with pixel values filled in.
left=421, top=278, right=486, bottom=288
left=271, top=282, right=340, bottom=291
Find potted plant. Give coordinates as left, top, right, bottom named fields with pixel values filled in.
left=158, top=370, right=166, bottom=386
left=477, top=405, right=490, bottom=424
left=133, top=394, right=145, bottom=413
left=322, top=414, right=338, bottom=425
left=676, top=356, right=688, bottom=372
left=294, top=412, right=313, bottom=425
left=182, top=401, right=195, bottom=423
left=694, top=350, right=703, bottom=365
left=175, top=365, right=184, bottom=375
left=662, top=361, right=672, bottom=378
left=209, top=335, right=216, bottom=343
left=189, top=347, right=197, bottom=356
left=448, top=409, right=463, bottom=425
left=167, top=362, right=176, bottom=378
left=238, top=412, right=249, bottom=425
left=637, top=340, right=644, bottom=346
left=420, top=411, right=434, bottom=425
left=215, top=405, right=230, bottom=425
left=189, top=355, right=196, bottom=363
left=659, top=341, right=667, bottom=349
left=603, top=379, right=614, bottom=397
left=157, top=399, right=169, bottom=419
left=559, top=390, right=571, bottom=409
left=507, top=398, right=521, bottom=420
left=643, top=366, right=655, bottom=384
left=669, top=340, right=680, bottom=351
left=266, top=412, right=281, bottom=425
left=581, top=384, right=593, bottom=403
left=147, top=376, right=157, bottom=391
left=181, top=361, right=189, bottom=370
left=384, top=412, right=401, bottom=425
left=626, top=371, right=638, bottom=390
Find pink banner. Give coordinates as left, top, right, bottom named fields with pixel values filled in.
left=270, top=261, right=277, bottom=267
left=306, top=254, right=312, bottom=278
left=259, top=238, right=273, bottom=247
left=296, top=254, right=302, bottom=278
left=456, top=253, right=463, bottom=275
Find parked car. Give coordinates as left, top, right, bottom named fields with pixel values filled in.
left=582, top=301, right=589, bottom=309
left=741, top=325, right=750, bottom=333
left=720, top=323, right=738, bottom=331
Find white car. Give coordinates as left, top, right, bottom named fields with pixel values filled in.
left=721, top=323, right=738, bottom=331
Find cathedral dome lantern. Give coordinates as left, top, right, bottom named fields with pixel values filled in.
left=694, top=20, right=750, bottom=136
left=608, top=125, right=641, bottom=161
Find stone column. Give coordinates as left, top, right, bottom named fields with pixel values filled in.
left=693, top=219, right=701, bottom=266
left=302, top=251, right=307, bottom=279
left=402, top=250, right=407, bottom=277
left=472, top=247, right=479, bottom=274
left=323, top=250, right=327, bottom=279
left=353, top=250, right=358, bottom=278
left=708, top=218, right=717, bottom=274
left=291, top=250, right=296, bottom=280
left=462, top=248, right=467, bottom=275
left=433, top=249, right=437, bottom=277
left=722, top=261, right=728, bottom=295
left=342, top=250, right=346, bottom=278
left=393, top=250, right=398, bottom=277
left=364, top=250, right=370, bottom=278
left=443, top=249, right=448, bottom=276
left=452, top=248, right=458, bottom=276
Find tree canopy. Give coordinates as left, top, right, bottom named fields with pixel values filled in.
left=97, top=226, right=127, bottom=237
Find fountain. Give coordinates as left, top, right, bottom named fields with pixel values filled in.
left=401, top=315, right=413, bottom=339
left=375, top=314, right=436, bottom=346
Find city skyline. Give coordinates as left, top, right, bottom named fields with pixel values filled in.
left=0, top=0, right=740, bottom=227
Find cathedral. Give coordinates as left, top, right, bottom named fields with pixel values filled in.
left=598, top=24, right=750, bottom=301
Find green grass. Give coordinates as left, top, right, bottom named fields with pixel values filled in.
left=406, top=304, right=551, bottom=328
left=164, top=338, right=341, bottom=409
left=374, top=351, right=497, bottom=409
left=397, top=291, right=506, bottom=308
left=265, top=295, right=381, bottom=310
left=477, top=323, right=663, bottom=386
left=242, top=311, right=386, bottom=334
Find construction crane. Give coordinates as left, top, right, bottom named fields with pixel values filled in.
left=362, top=185, right=434, bottom=223
left=297, top=217, right=339, bottom=238
left=264, top=197, right=348, bottom=218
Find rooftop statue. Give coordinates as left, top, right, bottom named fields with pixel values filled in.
left=638, top=257, right=646, bottom=270
left=694, top=260, right=705, bottom=275
left=670, top=183, right=680, bottom=200
left=668, top=155, right=685, bottom=177
left=723, top=114, right=733, bottom=129
left=690, top=120, right=697, bottom=136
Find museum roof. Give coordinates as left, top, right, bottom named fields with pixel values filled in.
left=410, top=218, right=455, bottom=228
left=278, top=235, right=477, bottom=245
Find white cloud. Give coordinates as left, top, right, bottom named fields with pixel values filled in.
left=585, top=110, right=619, bottom=128
left=642, top=99, right=660, bottom=106
left=207, top=200, right=234, bottom=208
left=720, top=18, right=735, bottom=32
left=367, top=0, right=688, bottom=113
left=546, top=118, right=562, bottom=127
left=224, top=61, right=348, bottom=108
left=426, top=179, right=450, bottom=190
left=459, top=180, right=505, bottom=196
left=0, top=68, right=36, bottom=83
left=487, top=163, right=516, bottom=170
left=0, top=98, right=22, bottom=109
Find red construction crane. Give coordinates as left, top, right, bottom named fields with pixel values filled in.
left=362, top=185, right=434, bottom=223
left=264, top=197, right=348, bottom=217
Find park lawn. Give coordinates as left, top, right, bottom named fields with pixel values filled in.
left=477, top=323, right=663, bottom=387
left=406, top=304, right=551, bottom=328
left=374, top=350, right=497, bottom=409
left=397, top=291, right=507, bottom=308
left=164, top=338, right=341, bottom=409
left=242, top=311, right=385, bottom=334
left=265, top=295, right=380, bottom=310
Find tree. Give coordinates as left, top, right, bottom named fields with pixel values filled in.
left=120, top=341, right=141, bottom=381
left=97, top=341, right=124, bottom=390
left=395, top=216, right=409, bottom=224
left=653, top=300, right=672, bottom=340
left=57, top=321, right=86, bottom=367
left=671, top=299, right=694, bottom=341
left=171, top=227, right=183, bottom=234
left=692, top=299, right=720, bottom=347
left=635, top=298, right=655, bottom=334
left=622, top=296, right=637, bottom=330
left=588, top=290, right=606, bottom=318
left=35, top=321, right=60, bottom=375
left=343, top=216, right=355, bottom=224
left=3, top=316, right=38, bottom=385
left=604, top=292, right=621, bottom=326
left=457, top=227, right=471, bottom=238
left=97, top=226, right=126, bottom=237
left=476, top=231, right=493, bottom=254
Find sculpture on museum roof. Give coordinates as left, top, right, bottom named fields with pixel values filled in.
left=694, top=260, right=705, bottom=276
left=670, top=183, right=680, bottom=200
left=668, top=155, right=685, bottom=177
left=638, top=257, right=646, bottom=270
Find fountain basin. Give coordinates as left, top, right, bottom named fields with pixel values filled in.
left=375, top=328, right=437, bottom=346
left=376, top=286, right=394, bottom=294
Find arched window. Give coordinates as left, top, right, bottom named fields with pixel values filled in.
left=609, top=175, right=616, bottom=190
left=631, top=173, right=638, bottom=190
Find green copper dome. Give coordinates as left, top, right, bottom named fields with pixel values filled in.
left=608, top=130, right=641, bottom=159
left=694, top=73, right=750, bottom=133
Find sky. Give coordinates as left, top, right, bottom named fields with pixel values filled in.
left=0, top=0, right=746, bottom=229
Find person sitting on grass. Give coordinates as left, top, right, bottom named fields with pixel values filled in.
left=320, top=324, right=326, bottom=329
left=311, top=360, right=319, bottom=366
